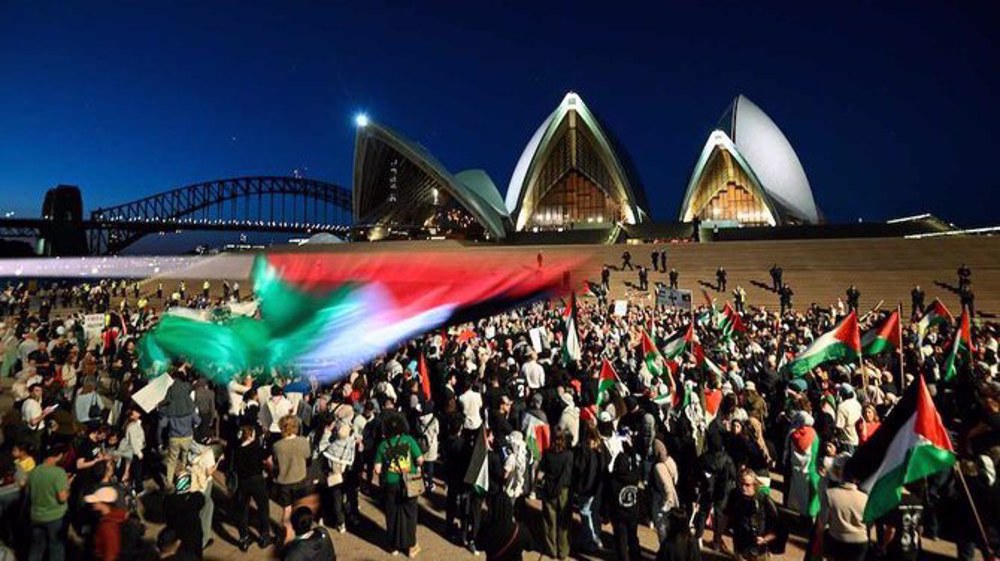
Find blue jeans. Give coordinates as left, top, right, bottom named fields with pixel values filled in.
left=29, top=518, right=65, bottom=561
left=578, top=494, right=602, bottom=549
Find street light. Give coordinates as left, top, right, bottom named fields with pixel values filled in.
left=354, top=113, right=370, bottom=128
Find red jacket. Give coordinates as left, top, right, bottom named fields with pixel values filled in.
left=94, top=508, right=128, bottom=561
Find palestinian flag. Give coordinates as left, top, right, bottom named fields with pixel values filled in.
left=562, top=293, right=582, bottom=365
left=784, top=311, right=861, bottom=377
left=718, top=302, right=746, bottom=338
left=846, top=375, right=955, bottom=523
left=641, top=329, right=665, bottom=377
left=790, top=425, right=822, bottom=519
left=523, top=414, right=550, bottom=461
left=862, top=310, right=901, bottom=356
left=418, top=352, right=432, bottom=401
left=464, top=427, right=490, bottom=494
left=696, top=289, right=717, bottom=326
left=662, top=323, right=694, bottom=360
left=917, top=298, right=953, bottom=342
left=139, top=251, right=583, bottom=384
left=942, top=309, right=974, bottom=381
left=596, top=358, right=620, bottom=407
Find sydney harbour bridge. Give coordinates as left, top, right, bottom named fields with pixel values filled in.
left=0, top=176, right=353, bottom=255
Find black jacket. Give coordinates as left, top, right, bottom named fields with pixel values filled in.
left=282, top=528, right=337, bottom=561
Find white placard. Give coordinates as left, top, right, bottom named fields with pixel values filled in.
left=484, top=325, right=496, bottom=340
left=613, top=300, right=628, bottom=316
left=529, top=327, right=543, bottom=353
left=132, top=374, right=175, bottom=413
left=83, top=314, right=105, bottom=341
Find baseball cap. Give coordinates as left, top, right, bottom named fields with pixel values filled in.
left=84, top=486, right=119, bottom=504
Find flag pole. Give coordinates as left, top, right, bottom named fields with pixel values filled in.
left=857, top=311, right=868, bottom=392
left=955, top=464, right=995, bottom=560
left=897, top=302, right=906, bottom=391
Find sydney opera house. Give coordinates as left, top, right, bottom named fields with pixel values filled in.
left=351, top=91, right=823, bottom=242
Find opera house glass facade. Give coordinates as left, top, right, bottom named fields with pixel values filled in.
left=505, top=92, right=647, bottom=231
left=679, top=95, right=820, bottom=226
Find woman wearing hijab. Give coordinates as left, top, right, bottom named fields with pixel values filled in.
left=785, top=411, right=819, bottom=519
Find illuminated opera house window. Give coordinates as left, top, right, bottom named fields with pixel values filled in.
left=506, top=92, right=647, bottom=231
left=679, top=95, right=821, bottom=226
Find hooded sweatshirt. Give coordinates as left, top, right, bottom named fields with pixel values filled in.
left=94, top=507, right=128, bottom=561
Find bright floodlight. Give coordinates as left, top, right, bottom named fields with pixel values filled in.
left=354, top=113, right=369, bottom=128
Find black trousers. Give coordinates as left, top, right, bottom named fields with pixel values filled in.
left=236, top=476, right=271, bottom=540
left=612, top=518, right=640, bottom=561
left=325, top=484, right=346, bottom=527
left=383, top=483, right=417, bottom=551
left=466, top=491, right=485, bottom=543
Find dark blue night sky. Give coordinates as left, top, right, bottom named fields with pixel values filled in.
left=1, top=2, right=997, bottom=226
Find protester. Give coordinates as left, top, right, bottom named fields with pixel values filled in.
left=1, top=269, right=998, bottom=561
left=282, top=506, right=336, bottom=561
left=373, top=412, right=423, bottom=557
left=536, top=429, right=573, bottom=560
left=27, top=443, right=70, bottom=561
left=84, top=485, right=128, bottom=561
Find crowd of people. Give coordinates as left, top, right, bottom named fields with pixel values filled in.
left=0, top=266, right=998, bottom=561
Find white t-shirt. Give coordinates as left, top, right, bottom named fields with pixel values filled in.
left=267, top=396, right=293, bottom=433
left=836, top=397, right=863, bottom=446
left=458, top=389, right=483, bottom=431
left=521, top=361, right=545, bottom=390
left=21, top=397, right=43, bottom=430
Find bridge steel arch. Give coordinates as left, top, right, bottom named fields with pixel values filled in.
left=89, top=176, right=353, bottom=254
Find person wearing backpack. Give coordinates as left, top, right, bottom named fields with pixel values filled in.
left=281, top=507, right=336, bottom=561
left=608, top=434, right=642, bottom=561
left=725, top=468, right=785, bottom=561
left=373, top=413, right=424, bottom=557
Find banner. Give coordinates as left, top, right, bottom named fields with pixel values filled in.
left=658, top=288, right=692, bottom=311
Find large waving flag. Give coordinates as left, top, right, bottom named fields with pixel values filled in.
left=861, top=310, right=901, bottom=356
left=785, top=311, right=861, bottom=377
left=846, top=375, right=955, bottom=523
left=139, top=251, right=584, bottom=383
left=942, top=309, right=974, bottom=381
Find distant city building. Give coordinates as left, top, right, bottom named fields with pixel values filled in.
left=505, top=92, right=648, bottom=232
left=679, top=95, right=820, bottom=226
